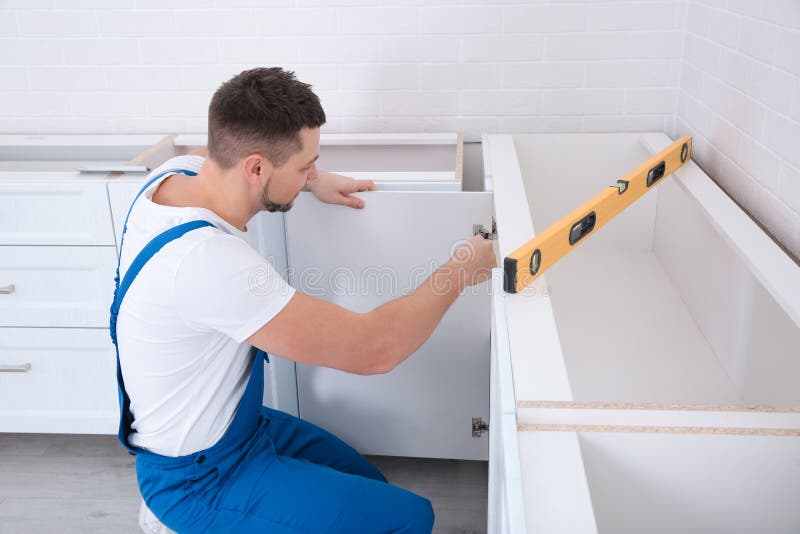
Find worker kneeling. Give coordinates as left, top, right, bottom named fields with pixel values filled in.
left=109, top=67, right=496, bottom=533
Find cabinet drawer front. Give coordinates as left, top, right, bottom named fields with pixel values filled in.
left=0, top=181, right=115, bottom=246
left=0, top=327, right=118, bottom=434
left=0, top=246, right=117, bottom=328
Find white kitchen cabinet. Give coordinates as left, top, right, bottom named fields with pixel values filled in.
left=485, top=132, right=800, bottom=533
left=268, top=133, right=493, bottom=461
left=0, top=135, right=164, bottom=434
left=285, top=190, right=492, bottom=460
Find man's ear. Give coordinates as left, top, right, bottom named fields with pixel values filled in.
left=243, top=154, right=274, bottom=186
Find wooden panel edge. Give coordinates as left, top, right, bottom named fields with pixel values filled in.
left=517, top=400, right=800, bottom=414
left=517, top=423, right=800, bottom=437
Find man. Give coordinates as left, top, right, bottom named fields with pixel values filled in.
left=111, top=67, right=496, bottom=533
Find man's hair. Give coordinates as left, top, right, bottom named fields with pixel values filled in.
left=208, top=67, right=326, bottom=170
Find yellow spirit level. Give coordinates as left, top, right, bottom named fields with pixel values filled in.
left=504, top=136, right=693, bottom=294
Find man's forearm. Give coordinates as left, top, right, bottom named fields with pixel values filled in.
left=363, top=260, right=465, bottom=373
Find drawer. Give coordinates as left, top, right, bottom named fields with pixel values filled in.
left=0, top=327, right=118, bottom=434
left=0, top=246, right=117, bottom=328
left=0, top=181, right=115, bottom=246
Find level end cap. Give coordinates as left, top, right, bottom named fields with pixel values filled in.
left=503, top=257, right=518, bottom=294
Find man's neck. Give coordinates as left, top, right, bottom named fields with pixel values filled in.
left=152, top=162, right=255, bottom=232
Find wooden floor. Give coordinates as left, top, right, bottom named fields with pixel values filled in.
left=0, top=433, right=487, bottom=534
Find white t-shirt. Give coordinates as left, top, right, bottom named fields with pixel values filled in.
left=115, top=155, right=295, bottom=457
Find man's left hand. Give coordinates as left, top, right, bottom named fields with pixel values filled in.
left=307, top=171, right=377, bottom=209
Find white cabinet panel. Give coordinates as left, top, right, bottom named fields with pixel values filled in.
left=0, top=327, right=118, bottom=434
left=286, top=191, right=492, bottom=460
left=0, top=181, right=115, bottom=246
left=0, top=246, right=117, bottom=328
left=107, top=180, right=142, bottom=249
left=488, top=270, right=527, bottom=534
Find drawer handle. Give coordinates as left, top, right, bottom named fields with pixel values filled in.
left=0, top=363, right=32, bottom=373
left=0, top=284, right=15, bottom=295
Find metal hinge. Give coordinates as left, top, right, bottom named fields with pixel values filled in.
left=472, top=417, right=489, bottom=437
left=473, top=218, right=497, bottom=240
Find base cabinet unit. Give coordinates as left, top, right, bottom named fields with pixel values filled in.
left=0, top=134, right=165, bottom=434
left=485, top=132, right=800, bottom=533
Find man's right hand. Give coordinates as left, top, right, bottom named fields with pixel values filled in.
left=446, top=235, right=497, bottom=289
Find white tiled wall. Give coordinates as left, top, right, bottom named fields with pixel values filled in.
left=0, top=1, right=683, bottom=136
left=0, top=0, right=797, bottom=257
left=674, top=0, right=800, bottom=258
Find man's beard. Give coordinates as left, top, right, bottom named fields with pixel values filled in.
left=261, top=180, right=295, bottom=213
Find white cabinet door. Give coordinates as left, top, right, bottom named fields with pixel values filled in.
left=0, top=327, right=118, bottom=434
left=0, top=181, right=115, bottom=246
left=0, top=246, right=117, bottom=328
left=285, top=191, right=492, bottom=460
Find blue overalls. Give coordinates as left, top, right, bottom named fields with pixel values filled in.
left=109, top=168, right=435, bottom=533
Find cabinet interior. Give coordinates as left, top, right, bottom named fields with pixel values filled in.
left=578, top=432, right=800, bottom=534
left=512, top=133, right=800, bottom=407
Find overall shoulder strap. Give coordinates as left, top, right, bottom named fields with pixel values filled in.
left=109, top=219, right=214, bottom=455
left=110, top=220, right=214, bottom=344
left=113, top=167, right=198, bottom=288
left=120, top=168, right=198, bottom=247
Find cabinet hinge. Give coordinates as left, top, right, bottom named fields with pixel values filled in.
left=472, top=417, right=489, bottom=437
left=473, top=218, right=497, bottom=240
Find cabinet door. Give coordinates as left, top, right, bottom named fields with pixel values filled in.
left=285, top=191, right=492, bottom=460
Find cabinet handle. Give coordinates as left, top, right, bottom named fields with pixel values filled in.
left=0, top=284, right=15, bottom=295
left=0, top=363, right=32, bottom=373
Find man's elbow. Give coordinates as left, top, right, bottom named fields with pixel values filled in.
left=355, top=350, right=397, bottom=376
left=352, top=335, right=402, bottom=376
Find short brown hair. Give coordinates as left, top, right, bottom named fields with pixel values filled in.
left=208, top=67, right=326, bottom=169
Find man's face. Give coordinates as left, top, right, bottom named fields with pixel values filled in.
left=261, top=127, right=320, bottom=212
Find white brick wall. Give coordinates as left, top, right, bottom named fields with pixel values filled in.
left=674, top=0, right=800, bottom=258
left=0, top=0, right=797, bottom=256
left=0, top=1, right=682, bottom=136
